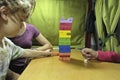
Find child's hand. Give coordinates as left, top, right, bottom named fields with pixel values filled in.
left=44, top=49, right=59, bottom=56
left=81, top=48, right=98, bottom=60
left=41, top=52, right=59, bottom=57
left=44, top=49, right=52, bottom=52
left=51, top=52, right=59, bottom=56
left=35, top=49, right=53, bottom=57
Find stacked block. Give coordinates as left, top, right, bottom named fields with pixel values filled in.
left=59, top=18, right=73, bottom=61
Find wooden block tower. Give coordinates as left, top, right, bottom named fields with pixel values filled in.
left=59, top=18, right=73, bottom=61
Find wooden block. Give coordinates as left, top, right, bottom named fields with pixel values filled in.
left=59, top=30, right=71, bottom=38
left=59, top=53, right=70, bottom=57
left=59, top=38, right=71, bottom=45
left=59, top=56, right=70, bottom=61
left=59, top=45, right=71, bottom=53
left=60, top=23, right=72, bottom=30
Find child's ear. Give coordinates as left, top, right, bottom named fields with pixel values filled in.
left=0, top=6, right=9, bottom=21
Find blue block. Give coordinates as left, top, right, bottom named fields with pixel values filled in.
left=59, top=45, right=71, bottom=53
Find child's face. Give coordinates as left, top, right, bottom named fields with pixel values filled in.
left=4, top=11, right=25, bottom=38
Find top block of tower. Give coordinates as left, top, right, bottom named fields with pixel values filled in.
left=60, top=18, right=73, bottom=30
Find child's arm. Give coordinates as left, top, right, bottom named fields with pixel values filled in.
left=22, top=49, right=52, bottom=58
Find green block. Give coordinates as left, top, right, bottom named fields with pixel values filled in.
left=59, top=38, right=71, bottom=45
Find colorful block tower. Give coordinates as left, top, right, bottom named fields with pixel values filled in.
left=59, top=17, right=73, bottom=61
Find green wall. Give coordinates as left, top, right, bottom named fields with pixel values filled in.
left=28, top=0, right=88, bottom=48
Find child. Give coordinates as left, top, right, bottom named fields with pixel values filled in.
left=81, top=48, right=120, bottom=63
left=0, top=0, right=52, bottom=80
left=9, top=22, right=53, bottom=74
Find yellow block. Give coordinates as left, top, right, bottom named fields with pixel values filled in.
left=59, top=30, right=71, bottom=38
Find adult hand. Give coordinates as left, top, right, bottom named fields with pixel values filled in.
left=81, top=48, right=98, bottom=60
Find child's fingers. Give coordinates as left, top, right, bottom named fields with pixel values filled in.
left=44, top=49, right=52, bottom=52
left=51, top=52, right=59, bottom=56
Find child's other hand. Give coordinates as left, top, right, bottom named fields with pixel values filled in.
left=81, top=48, right=98, bottom=60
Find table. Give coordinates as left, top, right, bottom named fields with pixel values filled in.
left=18, top=49, right=120, bottom=80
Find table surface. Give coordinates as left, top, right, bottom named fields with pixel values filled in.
left=18, top=49, right=120, bottom=80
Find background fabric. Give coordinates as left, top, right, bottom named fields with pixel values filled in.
left=28, top=0, right=88, bottom=48
left=27, top=0, right=120, bottom=53
left=95, top=0, right=120, bottom=53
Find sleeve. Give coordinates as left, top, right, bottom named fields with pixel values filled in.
left=11, top=44, right=24, bottom=60
left=29, top=24, right=40, bottom=38
left=97, top=50, right=120, bottom=63
left=3, top=37, right=25, bottom=60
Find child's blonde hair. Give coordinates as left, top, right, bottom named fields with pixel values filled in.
left=0, top=0, right=36, bottom=19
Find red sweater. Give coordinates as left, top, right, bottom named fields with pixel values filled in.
left=98, top=51, right=120, bottom=63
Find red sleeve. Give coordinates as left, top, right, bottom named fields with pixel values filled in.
left=97, top=50, right=120, bottom=63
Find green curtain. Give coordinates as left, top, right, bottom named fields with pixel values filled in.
left=95, top=0, right=120, bottom=52
left=28, top=0, right=88, bottom=48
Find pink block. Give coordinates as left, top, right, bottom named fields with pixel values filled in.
left=60, top=23, right=72, bottom=30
